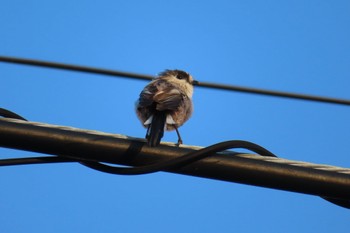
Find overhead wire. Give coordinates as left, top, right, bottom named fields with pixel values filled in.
left=0, top=108, right=350, bottom=209
left=0, top=55, right=349, bottom=106
left=0, top=108, right=278, bottom=174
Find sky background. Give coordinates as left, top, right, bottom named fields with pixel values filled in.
left=1, top=1, right=350, bottom=232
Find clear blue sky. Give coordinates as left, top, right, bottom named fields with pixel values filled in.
left=1, top=1, right=350, bottom=232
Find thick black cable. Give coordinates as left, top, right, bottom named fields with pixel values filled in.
left=0, top=108, right=276, bottom=173
left=0, top=107, right=349, bottom=209
left=0, top=109, right=276, bottom=174
left=1, top=56, right=349, bottom=106
left=81, top=142, right=350, bottom=209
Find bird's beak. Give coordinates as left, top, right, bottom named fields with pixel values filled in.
left=192, top=80, right=199, bottom=85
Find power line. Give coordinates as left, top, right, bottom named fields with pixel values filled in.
left=1, top=55, right=349, bottom=106
left=198, top=81, right=350, bottom=106
left=0, top=56, right=153, bottom=81
left=0, top=118, right=349, bottom=208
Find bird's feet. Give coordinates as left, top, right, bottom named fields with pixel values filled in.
left=176, top=138, right=183, bottom=146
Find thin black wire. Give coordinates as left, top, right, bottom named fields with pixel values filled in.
left=0, top=56, right=153, bottom=81
left=80, top=140, right=276, bottom=175
left=1, top=56, right=349, bottom=106
left=0, top=156, right=75, bottom=166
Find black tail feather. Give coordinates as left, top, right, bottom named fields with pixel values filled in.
left=147, top=111, right=166, bottom=147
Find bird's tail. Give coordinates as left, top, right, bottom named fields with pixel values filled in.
left=147, top=111, right=166, bottom=147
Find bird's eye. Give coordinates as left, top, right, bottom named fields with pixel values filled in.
left=176, top=72, right=188, bottom=80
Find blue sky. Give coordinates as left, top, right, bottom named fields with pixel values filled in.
left=1, top=1, right=350, bottom=232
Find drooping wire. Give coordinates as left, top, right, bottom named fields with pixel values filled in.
left=0, top=56, right=349, bottom=106
left=80, top=140, right=276, bottom=175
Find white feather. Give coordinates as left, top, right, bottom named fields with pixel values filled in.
left=143, top=115, right=153, bottom=125
left=166, top=114, right=176, bottom=125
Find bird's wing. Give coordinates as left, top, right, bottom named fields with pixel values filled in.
left=137, top=79, right=184, bottom=111
left=137, top=81, right=158, bottom=108
left=153, top=87, right=183, bottom=111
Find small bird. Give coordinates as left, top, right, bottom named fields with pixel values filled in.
left=136, top=69, right=196, bottom=147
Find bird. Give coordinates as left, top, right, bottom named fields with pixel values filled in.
left=135, top=69, right=196, bottom=147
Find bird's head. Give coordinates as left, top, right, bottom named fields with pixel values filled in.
left=158, top=69, right=197, bottom=97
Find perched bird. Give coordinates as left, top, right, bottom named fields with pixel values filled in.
left=136, top=69, right=196, bottom=147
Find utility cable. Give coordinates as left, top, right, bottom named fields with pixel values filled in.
left=0, top=108, right=349, bottom=209
left=0, top=108, right=276, bottom=174
left=0, top=56, right=349, bottom=106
